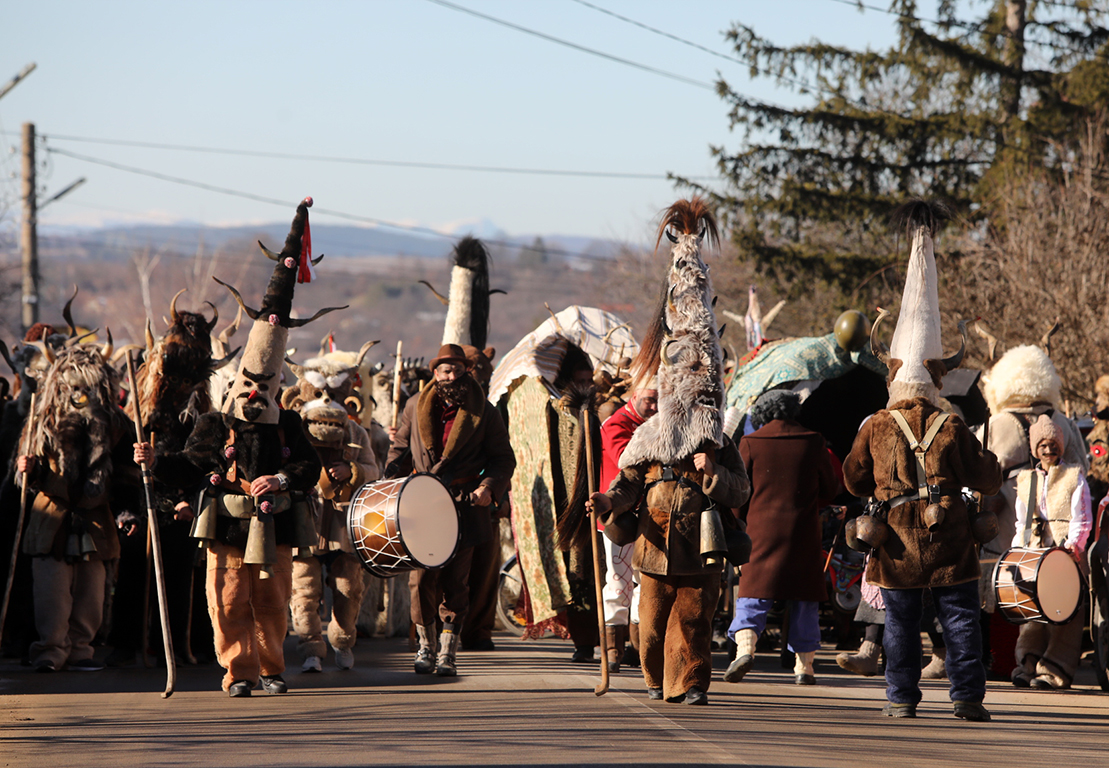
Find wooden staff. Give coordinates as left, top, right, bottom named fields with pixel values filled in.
left=391, top=340, right=404, bottom=429
left=0, top=393, right=35, bottom=644
left=126, top=350, right=176, bottom=697
left=141, top=517, right=153, bottom=668
left=581, top=406, right=609, bottom=696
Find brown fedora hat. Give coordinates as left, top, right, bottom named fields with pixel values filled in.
left=430, top=343, right=468, bottom=370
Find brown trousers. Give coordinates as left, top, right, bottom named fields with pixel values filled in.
left=206, top=541, right=293, bottom=690
left=639, top=571, right=719, bottom=701
left=290, top=552, right=367, bottom=658
left=30, top=557, right=106, bottom=667
left=410, top=547, right=474, bottom=628
left=462, top=522, right=502, bottom=645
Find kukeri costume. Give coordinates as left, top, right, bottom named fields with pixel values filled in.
left=843, top=202, right=1002, bottom=721
left=598, top=200, right=750, bottom=705
left=153, top=199, right=334, bottom=696
left=18, top=340, right=141, bottom=672
left=282, top=348, right=380, bottom=671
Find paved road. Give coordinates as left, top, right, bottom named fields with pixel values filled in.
left=2, top=635, right=1107, bottom=768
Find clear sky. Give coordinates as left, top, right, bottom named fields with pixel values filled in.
left=0, top=0, right=901, bottom=246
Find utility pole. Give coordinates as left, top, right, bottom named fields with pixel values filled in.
left=21, top=122, right=38, bottom=332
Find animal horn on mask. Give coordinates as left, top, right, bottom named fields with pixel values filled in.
left=619, top=198, right=724, bottom=469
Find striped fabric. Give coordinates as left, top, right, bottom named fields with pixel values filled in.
left=489, top=305, right=639, bottom=406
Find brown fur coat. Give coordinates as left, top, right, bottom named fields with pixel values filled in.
left=843, top=397, right=1002, bottom=589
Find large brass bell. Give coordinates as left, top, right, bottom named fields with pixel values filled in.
left=854, top=514, right=889, bottom=550
left=923, top=503, right=945, bottom=532
left=700, top=506, right=728, bottom=566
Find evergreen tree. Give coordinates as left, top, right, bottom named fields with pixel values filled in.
left=683, top=0, right=1108, bottom=296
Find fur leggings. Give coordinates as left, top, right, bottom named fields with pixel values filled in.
left=638, top=571, right=719, bottom=701
left=290, top=552, right=367, bottom=658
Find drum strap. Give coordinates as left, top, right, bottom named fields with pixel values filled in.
left=890, top=410, right=949, bottom=500
left=1023, top=471, right=1039, bottom=548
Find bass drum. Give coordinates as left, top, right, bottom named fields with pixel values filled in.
left=993, top=546, right=1082, bottom=625
left=347, top=473, right=460, bottom=578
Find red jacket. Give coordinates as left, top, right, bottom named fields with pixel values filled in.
left=599, top=401, right=647, bottom=529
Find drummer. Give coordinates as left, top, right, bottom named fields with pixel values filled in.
left=1009, top=415, right=1091, bottom=689
left=385, top=343, right=516, bottom=677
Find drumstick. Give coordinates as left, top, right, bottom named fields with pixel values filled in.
left=391, top=341, right=403, bottom=430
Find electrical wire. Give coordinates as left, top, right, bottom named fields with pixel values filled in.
left=44, top=146, right=643, bottom=261
left=423, top=0, right=715, bottom=90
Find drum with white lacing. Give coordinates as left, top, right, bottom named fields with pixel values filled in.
left=992, top=546, right=1082, bottom=625
left=347, top=473, right=460, bottom=578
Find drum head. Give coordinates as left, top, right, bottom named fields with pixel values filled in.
left=1036, top=548, right=1082, bottom=624
left=397, top=474, right=459, bottom=569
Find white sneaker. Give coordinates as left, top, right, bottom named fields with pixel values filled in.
left=334, top=647, right=355, bottom=670
left=301, top=656, right=323, bottom=673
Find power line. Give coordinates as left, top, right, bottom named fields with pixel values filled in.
left=423, top=0, right=715, bottom=91
left=44, top=146, right=639, bottom=261
left=4, top=129, right=709, bottom=181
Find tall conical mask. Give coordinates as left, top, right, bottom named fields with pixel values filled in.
left=217, top=198, right=347, bottom=424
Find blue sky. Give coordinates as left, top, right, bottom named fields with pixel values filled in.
left=0, top=0, right=901, bottom=245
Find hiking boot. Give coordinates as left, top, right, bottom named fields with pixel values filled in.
left=882, top=702, right=917, bottom=718
left=436, top=625, right=460, bottom=676
left=953, top=701, right=991, bottom=722
left=414, top=624, right=436, bottom=674
left=836, top=640, right=881, bottom=677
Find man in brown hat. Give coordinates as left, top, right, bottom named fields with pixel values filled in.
left=386, top=343, right=516, bottom=676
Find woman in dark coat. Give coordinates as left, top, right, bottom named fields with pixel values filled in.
left=724, top=391, right=838, bottom=685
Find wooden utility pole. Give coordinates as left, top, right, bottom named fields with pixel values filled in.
left=21, top=122, right=38, bottom=332
left=1001, top=0, right=1027, bottom=125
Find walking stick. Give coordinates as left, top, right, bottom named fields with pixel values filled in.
left=141, top=520, right=153, bottom=668
left=391, top=340, right=403, bottom=429
left=126, top=351, right=176, bottom=697
left=0, top=393, right=35, bottom=644
left=581, top=406, right=609, bottom=696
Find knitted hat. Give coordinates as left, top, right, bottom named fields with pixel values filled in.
left=749, top=390, right=801, bottom=430
left=1029, top=414, right=1063, bottom=454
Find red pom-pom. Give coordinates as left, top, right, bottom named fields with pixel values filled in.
left=210, top=474, right=222, bottom=486
left=1093, top=444, right=1107, bottom=458
left=303, top=197, right=313, bottom=208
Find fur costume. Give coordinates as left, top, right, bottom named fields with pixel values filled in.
left=843, top=200, right=1000, bottom=711
left=441, top=236, right=493, bottom=350
left=281, top=351, right=380, bottom=663
left=599, top=199, right=748, bottom=703
left=18, top=341, right=141, bottom=669
left=154, top=200, right=328, bottom=692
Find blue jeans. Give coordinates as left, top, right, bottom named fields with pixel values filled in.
left=728, top=598, right=821, bottom=653
left=880, top=581, right=985, bottom=705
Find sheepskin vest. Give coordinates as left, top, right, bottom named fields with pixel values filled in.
left=1014, top=464, right=1082, bottom=548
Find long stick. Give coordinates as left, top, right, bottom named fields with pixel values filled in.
left=582, top=406, right=609, bottom=696
left=0, top=392, right=35, bottom=644
left=126, top=351, right=176, bottom=697
left=391, top=340, right=403, bottom=429
left=141, top=511, right=153, bottom=668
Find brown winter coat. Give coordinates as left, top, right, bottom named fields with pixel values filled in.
left=737, top=420, right=838, bottom=601
left=387, top=375, right=516, bottom=548
left=843, top=397, right=1002, bottom=589
left=604, top=437, right=750, bottom=576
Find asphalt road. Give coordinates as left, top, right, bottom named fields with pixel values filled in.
left=2, top=635, right=1107, bottom=768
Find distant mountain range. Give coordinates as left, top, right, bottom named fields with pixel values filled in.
left=38, top=219, right=633, bottom=263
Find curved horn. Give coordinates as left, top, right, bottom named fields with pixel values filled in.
left=218, top=303, right=244, bottom=347
left=145, top=319, right=155, bottom=354
left=343, top=396, right=364, bottom=414
left=34, top=340, right=56, bottom=366
left=100, top=328, right=114, bottom=361
left=203, top=301, right=218, bottom=334
left=665, top=228, right=678, bottom=244
left=311, top=253, right=324, bottom=266
left=974, top=319, right=999, bottom=362
left=210, top=346, right=240, bottom=372
left=489, top=289, right=507, bottom=296
left=941, top=319, right=969, bottom=373
left=285, top=305, right=349, bottom=329
left=417, top=280, right=449, bottom=306
left=258, top=241, right=281, bottom=261
left=284, top=355, right=305, bottom=381
left=0, top=339, right=16, bottom=375
left=870, top=307, right=891, bottom=367
left=718, top=323, right=727, bottom=338
left=63, top=285, right=79, bottom=338
left=319, top=332, right=333, bottom=357
left=67, top=328, right=100, bottom=347
left=169, top=288, right=186, bottom=327
left=354, top=340, right=381, bottom=369
left=660, top=338, right=680, bottom=367
left=212, top=277, right=261, bottom=320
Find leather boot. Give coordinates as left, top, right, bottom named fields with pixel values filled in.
left=606, top=626, right=625, bottom=674
left=414, top=624, right=436, bottom=675
left=436, top=623, right=460, bottom=677
left=723, top=628, right=757, bottom=683
left=623, top=622, right=640, bottom=667
left=921, top=646, right=947, bottom=680
left=794, top=651, right=816, bottom=685
left=836, top=640, right=881, bottom=677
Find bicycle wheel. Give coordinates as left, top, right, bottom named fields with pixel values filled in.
left=495, top=555, right=527, bottom=636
